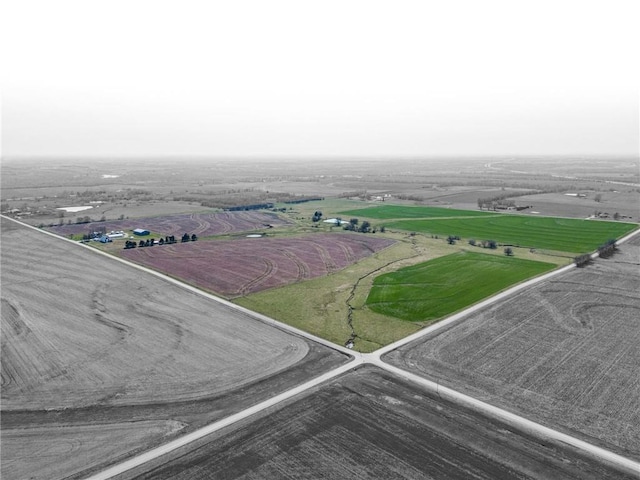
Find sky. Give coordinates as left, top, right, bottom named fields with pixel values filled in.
left=1, top=0, right=638, bottom=158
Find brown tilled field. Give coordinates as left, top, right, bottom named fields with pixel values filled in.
left=120, top=233, right=395, bottom=297
left=116, top=366, right=637, bottom=480
left=385, top=235, right=640, bottom=460
left=0, top=218, right=348, bottom=479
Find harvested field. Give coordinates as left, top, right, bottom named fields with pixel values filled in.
left=1, top=420, right=185, bottom=480
left=46, top=211, right=292, bottom=238
left=118, top=366, right=636, bottom=480
left=385, top=236, right=640, bottom=460
left=120, top=233, right=396, bottom=297
left=0, top=218, right=348, bottom=479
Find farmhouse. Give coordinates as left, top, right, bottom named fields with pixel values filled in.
left=133, top=228, right=150, bottom=236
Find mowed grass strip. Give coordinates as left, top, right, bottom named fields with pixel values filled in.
left=385, top=215, right=637, bottom=253
left=339, top=204, right=495, bottom=219
left=366, top=251, right=556, bottom=322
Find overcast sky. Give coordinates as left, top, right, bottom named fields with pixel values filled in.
left=2, top=0, right=638, bottom=158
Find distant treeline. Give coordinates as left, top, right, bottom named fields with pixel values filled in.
left=395, top=194, right=425, bottom=202
left=477, top=190, right=541, bottom=210
left=284, top=197, right=324, bottom=204
left=337, top=191, right=367, bottom=199
left=223, top=197, right=323, bottom=211
left=225, top=203, right=274, bottom=211
left=173, top=190, right=320, bottom=210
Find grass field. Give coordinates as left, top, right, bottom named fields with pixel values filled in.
left=366, top=251, right=556, bottom=321
left=387, top=215, right=636, bottom=253
left=234, top=237, right=433, bottom=351
left=235, top=235, right=567, bottom=352
left=337, top=204, right=638, bottom=253
left=339, top=204, right=495, bottom=219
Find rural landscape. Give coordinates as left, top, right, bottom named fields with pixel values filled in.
left=1, top=155, right=639, bottom=479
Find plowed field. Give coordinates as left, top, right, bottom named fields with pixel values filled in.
left=0, top=218, right=347, bottom=479
left=118, top=367, right=636, bottom=480
left=386, top=235, right=640, bottom=460
left=120, top=233, right=395, bottom=297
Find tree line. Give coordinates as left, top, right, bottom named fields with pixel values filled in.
left=573, top=239, right=617, bottom=267
left=124, top=233, right=197, bottom=249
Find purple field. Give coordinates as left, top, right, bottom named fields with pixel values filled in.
left=46, top=211, right=292, bottom=237
left=120, top=233, right=396, bottom=297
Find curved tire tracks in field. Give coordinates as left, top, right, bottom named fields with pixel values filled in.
left=213, top=213, right=235, bottom=234
left=188, top=213, right=211, bottom=236
left=314, top=242, right=339, bottom=272
left=282, top=250, right=310, bottom=280
left=236, top=258, right=276, bottom=296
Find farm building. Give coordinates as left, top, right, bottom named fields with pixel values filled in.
left=133, top=228, right=150, bottom=236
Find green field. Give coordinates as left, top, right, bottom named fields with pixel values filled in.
left=366, top=251, right=557, bottom=322
left=339, top=204, right=495, bottom=219
left=385, top=216, right=636, bottom=253
left=336, top=205, right=637, bottom=253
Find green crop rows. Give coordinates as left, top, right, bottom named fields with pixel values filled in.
left=339, top=205, right=637, bottom=253
left=366, top=251, right=556, bottom=322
